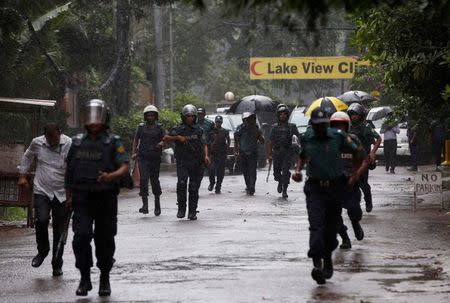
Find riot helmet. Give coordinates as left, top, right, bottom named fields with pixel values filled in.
left=197, top=107, right=206, bottom=114
left=181, top=104, right=197, bottom=123
left=277, top=104, right=290, bottom=121
left=143, top=105, right=159, bottom=120
left=330, top=111, right=351, bottom=131
left=215, top=115, right=223, bottom=124
left=84, top=99, right=110, bottom=126
left=347, top=103, right=365, bottom=117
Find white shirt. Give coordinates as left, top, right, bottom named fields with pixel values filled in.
left=18, top=134, right=72, bottom=203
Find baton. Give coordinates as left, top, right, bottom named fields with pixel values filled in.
left=266, top=160, right=272, bottom=183
left=54, top=208, right=72, bottom=262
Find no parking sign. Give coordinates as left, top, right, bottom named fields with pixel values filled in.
left=413, top=172, right=443, bottom=211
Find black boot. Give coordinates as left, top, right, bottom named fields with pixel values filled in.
left=177, top=207, right=186, bottom=218
left=277, top=182, right=282, bottom=193
left=188, top=210, right=197, bottom=220
left=323, top=255, right=333, bottom=279
left=98, top=271, right=111, bottom=297
left=339, top=230, right=352, bottom=249
left=352, top=221, right=364, bottom=241
left=208, top=183, right=214, bottom=191
left=31, top=253, right=46, bottom=268
left=154, top=195, right=161, bottom=216
left=139, top=196, right=149, bottom=214
left=215, top=184, right=221, bottom=194
left=311, top=257, right=326, bottom=285
left=76, top=270, right=92, bottom=296
left=282, top=184, right=288, bottom=198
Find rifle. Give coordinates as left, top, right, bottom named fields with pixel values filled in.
left=54, top=208, right=72, bottom=263
left=266, top=160, right=272, bottom=183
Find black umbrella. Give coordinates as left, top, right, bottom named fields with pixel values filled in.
left=337, top=90, right=377, bottom=104
left=228, top=95, right=276, bottom=114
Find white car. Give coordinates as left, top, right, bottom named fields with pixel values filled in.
left=367, top=106, right=410, bottom=157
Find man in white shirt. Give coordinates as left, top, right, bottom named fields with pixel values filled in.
left=18, top=123, right=72, bottom=276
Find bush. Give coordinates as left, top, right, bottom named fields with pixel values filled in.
left=110, top=109, right=181, bottom=152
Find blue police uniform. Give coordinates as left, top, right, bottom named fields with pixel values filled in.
left=234, top=123, right=262, bottom=195
left=134, top=122, right=165, bottom=198
left=269, top=122, right=300, bottom=194
left=170, top=123, right=205, bottom=218
left=65, top=132, right=128, bottom=277
left=208, top=126, right=230, bottom=193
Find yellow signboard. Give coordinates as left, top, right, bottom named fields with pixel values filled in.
left=250, top=57, right=369, bottom=80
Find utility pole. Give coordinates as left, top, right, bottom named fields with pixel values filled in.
left=153, top=1, right=165, bottom=108
left=169, top=3, right=174, bottom=111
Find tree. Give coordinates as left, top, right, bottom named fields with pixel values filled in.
left=351, top=0, right=450, bottom=122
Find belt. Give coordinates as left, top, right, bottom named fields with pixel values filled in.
left=308, top=177, right=344, bottom=188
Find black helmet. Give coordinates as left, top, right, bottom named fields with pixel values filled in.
left=197, top=107, right=206, bottom=114
left=310, top=108, right=330, bottom=124
left=215, top=115, right=223, bottom=123
left=347, top=103, right=365, bottom=116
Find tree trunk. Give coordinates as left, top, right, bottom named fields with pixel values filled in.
left=153, top=1, right=166, bottom=109
left=112, top=0, right=131, bottom=115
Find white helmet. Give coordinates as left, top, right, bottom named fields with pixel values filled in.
left=330, top=111, right=350, bottom=123
left=143, top=105, right=159, bottom=114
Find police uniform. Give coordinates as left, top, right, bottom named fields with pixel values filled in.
left=170, top=123, right=205, bottom=218
left=234, top=122, right=262, bottom=195
left=269, top=122, right=300, bottom=195
left=349, top=121, right=380, bottom=210
left=134, top=122, right=165, bottom=200
left=208, top=125, right=230, bottom=193
left=65, top=131, right=128, bottom=291
left=197, top=118, right=214, bottom=144
left=337, top=133, right=367, bottom=248
left=298, top=110, right=360, bottom=284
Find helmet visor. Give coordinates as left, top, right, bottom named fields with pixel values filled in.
left=85, top=105, right=107, bottom=125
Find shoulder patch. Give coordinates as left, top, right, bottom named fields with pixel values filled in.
left=138, top=122, right=145, bottom=127
left=116, top=145, right=125, bottom=153
left=71, top=133, right=84, bottom=146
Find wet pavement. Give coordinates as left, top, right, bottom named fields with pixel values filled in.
left=1, top=166, right=449, bottom=302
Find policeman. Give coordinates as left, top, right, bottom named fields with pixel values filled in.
left=208, top=115, right=230, bottom=194
left=329, top=112, right=369, bottom=249
left=267, top=104, right=301, bottom=198
left=347, top=103, right=381, bottom=212
left=234, top=112, right=264, bottom=196
left=196, top=107, right=214, bottom=139
left=65, top=99, right=129, bottom=297
left=164, top=104, right=210, bottom=220
left=131, top=105, right=165, bottom=216
left=292, top=108, right=362, bottom=285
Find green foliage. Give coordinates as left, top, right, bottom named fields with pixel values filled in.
left=351, top=0, right=450, bottom=122
left=173, top=91, right=206, bottom=112
left=0, top=207, right=27, bottom=221
left=110, top=109, right=181, bottom=152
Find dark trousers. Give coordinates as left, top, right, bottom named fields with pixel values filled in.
left=409, top=143, right=418, bottom=168
left=208, top=153, right=226, bottom=187
left=338, top=186, right=362, bottom=235
left=176, top=160, right=204, bottom=212
left=358, top=170, right=372, bottom=206
left=72, top=191, right=118, bottom=273
left=433, top=140, right=444, bottom=167
left=273, top=148, right=294, bottom=185
left=240, top=151, right=258, bottom=191
left=34, top=194, right=66, bottom=268
left=304, top=178, right=345, bottom=259
left=384, top=139, right=397, bottom=170
left=138, top=157, right=162, bottom=197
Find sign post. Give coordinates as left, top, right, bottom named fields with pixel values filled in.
left=413, top=172, right=443, bottom=211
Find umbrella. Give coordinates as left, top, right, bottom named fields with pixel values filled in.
left=228, top=95, right=275, bottom=114
left=304, top=97, right=348, bottom=117
left=337, top=90, right=377, bottom=104
left=366, top=106, right=392, bottom=121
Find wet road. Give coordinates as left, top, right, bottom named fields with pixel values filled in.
left=0, top=166, right=449, bottom=302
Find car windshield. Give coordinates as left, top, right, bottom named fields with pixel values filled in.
left=290, top=111, right=310, bottom=126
